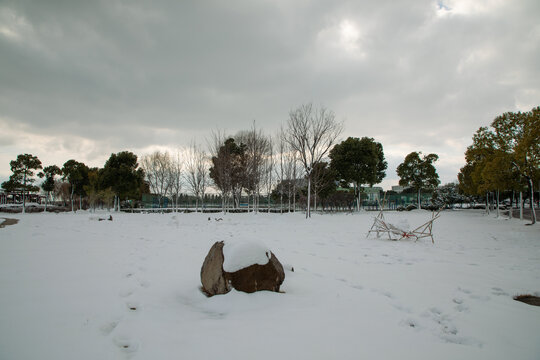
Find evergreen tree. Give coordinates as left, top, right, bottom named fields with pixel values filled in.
left=38, top=165, right=62, bottom=211
left=101, top=151, right=146, bottom=211
left=62, top=160, right=89, bottom=212
left=396, top=152, right=440, bottom=209
left=2, top=154, right=42, bottom=213
left=209, top=138, right=247, bottom=209
left=329, top=137, right=387, bottom=210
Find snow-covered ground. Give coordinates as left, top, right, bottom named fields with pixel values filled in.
left=0, top=210, right=539, bottom=360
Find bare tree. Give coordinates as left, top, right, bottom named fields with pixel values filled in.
left=263, top=138, right=274, bottom=212
left=284, top=103, right=343, bottom=218
left=274, top=128, right=287, bottom=213
left=184, top=141, right=209, bottom=212
left=141, top=151, right=171, bottom=208
left=208, top=130, right=232, bottom=212
left=287, top=149, right=301, bottom=212
left=236, top=122, right=272, bottom=213
left=54, top=180, right=70, bottom=207
left=168, top=150, right=183, bottom=212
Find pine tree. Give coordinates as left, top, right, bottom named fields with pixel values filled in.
left=2, top=154, right=42, bottom=213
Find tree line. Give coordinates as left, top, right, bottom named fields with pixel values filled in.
left=2, top=152, right=147, bottom=213
left=2, top=103, right=446, bottom=216
left=458, top=106, right=539, bottom=224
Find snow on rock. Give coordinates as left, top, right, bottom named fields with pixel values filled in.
left=222, top=240, right=272, bottom=272
left=201, top=240, right=285, bottom=296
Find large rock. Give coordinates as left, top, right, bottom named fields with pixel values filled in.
left=200, top=241, right=285, bottom=296
left=226, top=252, right=285, bottom=293
left=200, top=241, right=231, bottom=296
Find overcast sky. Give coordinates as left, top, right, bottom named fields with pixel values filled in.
left=1, top=0, right=539, bottom=190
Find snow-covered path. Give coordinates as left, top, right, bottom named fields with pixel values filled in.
left=1, top=210, right=539, bottom=360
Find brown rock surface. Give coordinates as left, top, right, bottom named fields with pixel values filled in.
left=200, top=241, right=285, bottom=296
left=226, top=252, right=285, bottom=293
left=200, top=241, right=230, bottom=296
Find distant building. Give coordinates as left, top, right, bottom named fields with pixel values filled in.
left=391, top=185, right=404, bottom=193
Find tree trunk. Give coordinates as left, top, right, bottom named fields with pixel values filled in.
left=528, top=178, right=536, bottom=224
left=44, top=192, right=48, bottom=212
left=280, top=190, right=283, bottom=214
left=519, top=192, right=523, bottom=220
left=292, top=177, right=296, bottom=213
left=354, top=183, right=359, bottom=211
left=287, top=185, right=291, bottom=212
left=509, top=191, right=513, bottom=219
left=314, top=190, right=317, bottom=214
left=418, top=189, right=421, bottom=210
left=71, top=187, right=75, bottom=212
left=496, top=189, right=500, bottom=218
left=486, top=192, right=490, bottom=215
left=306, top=175, right=311, bottom=218
left=22, top=173, right=27, bottom=214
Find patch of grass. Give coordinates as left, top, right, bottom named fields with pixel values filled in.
left=513, top=294, right=540, bottom=306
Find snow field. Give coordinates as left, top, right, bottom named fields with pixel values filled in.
left=0, top=210, right=539, bottom=360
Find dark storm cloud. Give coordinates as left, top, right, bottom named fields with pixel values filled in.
left=1, top=0, right=539, bottom=186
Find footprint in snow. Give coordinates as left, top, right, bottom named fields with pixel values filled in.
left=457, top=287, right=472, bottom=295
left=138, top=279, right=151, bottom=288
left=452, top=298, right=469, bottom=312
left=119, top=288, right=135, bottom=298
left=113, top=336, right=139, bottom=354
left=393, top=303, right=412, bottom=314
left=470, top=293, right=491, bottom=301
left=126, top=301, right=141, bottom=312
left=425, top=307, right=483, bottom=346
left=400, top=317, right=422, bottom=330
left=100, top=320, right=120, bottom=336
left=491, top=287, right=508, bottom=296
left=457, top=286, right=489, bottom=301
